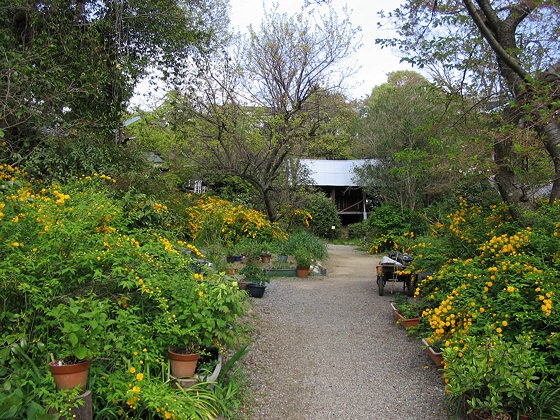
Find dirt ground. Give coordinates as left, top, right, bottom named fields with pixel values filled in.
left=241, top=244, right=447, bottom=420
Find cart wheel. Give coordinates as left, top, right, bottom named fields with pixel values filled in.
left=377, top=274, right=385, bottom=296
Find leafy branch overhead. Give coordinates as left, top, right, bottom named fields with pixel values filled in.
left=377, top=0, right=560, bottom=219
left=1, top=0, right=227, bottom=160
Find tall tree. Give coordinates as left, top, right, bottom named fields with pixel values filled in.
left=1, top=0, right=227, bottom=167
left=178, top=6, right=359, bottom=221
left=301, top=89, right=360, bottom=159
left=377, top=1, right=560, bottom=218
left=354, top=71, right=480, bottom=212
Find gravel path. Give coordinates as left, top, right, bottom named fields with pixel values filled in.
left=242, top=244, right=447, bottom=420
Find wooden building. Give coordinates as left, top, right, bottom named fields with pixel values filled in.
left=300, top=159, right=372, bottom=225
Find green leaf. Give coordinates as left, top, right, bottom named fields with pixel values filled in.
left=74, top=347, right=87, bottom=360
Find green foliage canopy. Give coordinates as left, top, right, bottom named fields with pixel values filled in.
left=1, top=0, right=227, bottom=165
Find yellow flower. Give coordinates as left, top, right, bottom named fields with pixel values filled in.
left=129, top=367, right=136, bottom=374
left=502, top=321, right=508, bottom=327
left=496, top=327, right=502, bottom=333
left=136, top=373, right=144, bottom=381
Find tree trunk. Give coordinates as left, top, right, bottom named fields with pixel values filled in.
left=540, top=119, right=560, bottom=204
left=262, top=188, right=277, bottom=222
left=493, top=133, right=534, bottom=219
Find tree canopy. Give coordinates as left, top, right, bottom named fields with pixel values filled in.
left=168, top=6, right=359, bottom=221
left=354, top=71, right=489, bottom=212
left=377, top=0, right=560, bottom=218
left=1, top=0, right=227, bottom=168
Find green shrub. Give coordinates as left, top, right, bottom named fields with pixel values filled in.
left=302, top=193, right=342, bottom=239
left=347, top=220, right=370, bottom=239
left=444, top=332, right=539, bottom=418
left=0, top=166, right=248, bottom=418
left=284, top=231, right=328, bottom=262
left=380, top=195, right=560, bottom=415
left=366, top=204, right=428, bottom=236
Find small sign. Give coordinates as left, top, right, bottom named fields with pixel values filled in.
left=123, top=116, right=141, bottom=127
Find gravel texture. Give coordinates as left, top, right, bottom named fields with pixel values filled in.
left=242, top=244, right=447, bottom=420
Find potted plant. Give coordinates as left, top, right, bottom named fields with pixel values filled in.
left=49, top=356, right=91, bottom=392
left=240, top=261, right=269, bottom=297
left=231, top=240, right=247, bottom=262
left=168, top=330, right=201, bottom=378
left=261, top=248, right=272, bottom=264
left=46, top=298, right=113, bottom=391
left=422, top=337, right=443, bottom=368
left=294, top=251, right=314, bottom=278
left=225, top=263, right=236, bottom=275
left=248, top=241, right=265, bottom=264
left=260, top=240, right=277, bottom=264
left=391, top=294, right=422, bottom=329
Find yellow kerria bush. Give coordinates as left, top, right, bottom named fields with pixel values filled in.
left=184, top=194, right=286, bottom=245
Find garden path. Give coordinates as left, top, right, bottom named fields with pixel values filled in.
left=242, top=244, right=447, bottom=419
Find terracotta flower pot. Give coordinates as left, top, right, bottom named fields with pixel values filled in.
left=296, top=266, right=310, bottom=278
left=422, top=338, right=443, bottom=368
left=49, top=358, right=90, bottom=391
left=168, top=348, right=200, bottom=378
left=390, top=302, right=420, bottom=328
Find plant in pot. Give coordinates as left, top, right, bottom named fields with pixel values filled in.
left=391, top=293, right=423, bottom=328
left=248, top=241, right=265, bottom=264
left=46, top=298, right=114, bottom=391
left=240, top=261, right=269, bottom=297
left=422, top=337, right=444, bottom=368
left=260, top=240, right=277, bottom=264
left=168, top=329, right=201, bottom=379
left=294, top=251, right=314, bottom=278
left=230, top=240, right=246, bottom=262
left=225, top=263, right=237, bottom=275
left=277, top=240, right=288, bottom=258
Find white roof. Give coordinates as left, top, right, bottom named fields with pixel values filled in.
left=300, top=159, right=372, bottom=187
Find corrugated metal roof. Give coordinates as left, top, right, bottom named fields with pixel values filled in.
left=301, top=159, right=373, bottom=187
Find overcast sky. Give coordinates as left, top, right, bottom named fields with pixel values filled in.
left=228, top=0, right=414, bottom=99
left=131, top=0, right=413, bottom=109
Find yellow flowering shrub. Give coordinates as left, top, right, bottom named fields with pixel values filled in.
left=184, top=194, right=287, bottom=246
left=0, top=165, right=247, bottom=418
left=389, top=197, right=560, bottom=385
